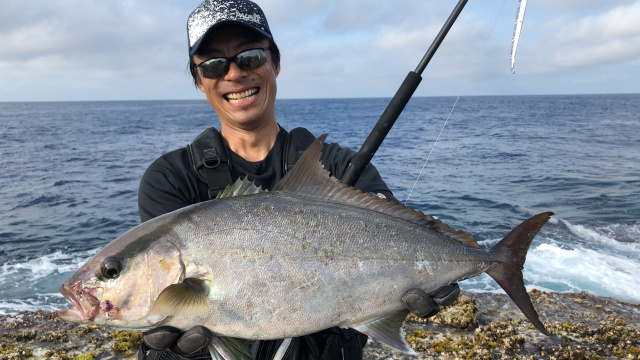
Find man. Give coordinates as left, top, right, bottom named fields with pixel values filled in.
left=137, top=0, right=459, bottom=359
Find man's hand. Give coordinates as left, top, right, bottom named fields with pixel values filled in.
left=139, top=326, right=212, bottom=359
left=402, top=283, right=460, bottom=318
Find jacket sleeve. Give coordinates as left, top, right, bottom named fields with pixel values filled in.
left=138, top=149, right=199, bottom=223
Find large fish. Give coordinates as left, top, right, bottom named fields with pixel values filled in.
left=59, top=134, right=552, bottom=359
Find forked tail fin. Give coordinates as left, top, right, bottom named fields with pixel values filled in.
left=486, top=211, right=553, bottom=335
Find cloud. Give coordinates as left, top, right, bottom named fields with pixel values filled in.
left=1, top=0, right=637, bottom=101
left=535, top=0, right=637, bottom=13
left=272, top=0, right=505, bottom=98
left=526, top=1, right=640, bottom=72
left=372, top=13, right=492, bottom=76
left=0, top=0, right=197, bottom=100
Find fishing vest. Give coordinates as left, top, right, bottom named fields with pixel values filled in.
left=187, top=127, right=317, bottom=199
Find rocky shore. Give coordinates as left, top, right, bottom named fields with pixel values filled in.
left=1, top=290, right=638, bottom=359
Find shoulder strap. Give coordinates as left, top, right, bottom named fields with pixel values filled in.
left=187, top=126, right=317, bottom=199
left=187, top=127, right=233, bottom=199
left=283, top=127, right=317, bottom=175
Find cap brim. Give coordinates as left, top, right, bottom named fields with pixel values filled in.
left=189, top=20, right=272, bottom=57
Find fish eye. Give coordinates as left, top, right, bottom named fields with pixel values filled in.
left=100, top=256, right=122, bottom=279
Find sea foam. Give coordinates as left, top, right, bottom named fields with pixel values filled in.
left=524, top=242, right=640, bottom=303
left=0, top=249, right=99, bottom=314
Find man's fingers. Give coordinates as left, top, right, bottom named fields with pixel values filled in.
left=142, top=327, right=182, bottom=351
left=174, top=326, right=212, bottom=354
left=431, top=283, right=460, bottom=307
left=401, top=288, right=439, bottom=318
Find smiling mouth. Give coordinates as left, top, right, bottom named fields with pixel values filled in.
left=225, top=88, right=259, bottom=104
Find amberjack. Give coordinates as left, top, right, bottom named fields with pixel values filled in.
left=59, top=134, right=552, bottom=359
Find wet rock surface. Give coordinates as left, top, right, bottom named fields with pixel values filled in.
left=1, top=291, right=638, bottom=359
left=0, top=311, right=140, bottom=359
left=365, top=290, right=640, bottom=359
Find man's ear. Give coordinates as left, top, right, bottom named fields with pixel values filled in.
left=196, top=75, right=205, bottom=93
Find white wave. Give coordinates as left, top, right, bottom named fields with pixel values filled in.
left=0, top=249, right=100, bottom=314
left=560, top=220, right=639, bottom=254
left=470, top=219, right=640, bottom=303
left=0, top=294, right=67, bottom=315
left=0, top=249, right=98, bottom=286
left=465, top=226, right=640, bottom=304
left=524, top=242, right=640, bottom=303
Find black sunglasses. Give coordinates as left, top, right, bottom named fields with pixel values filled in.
left=196, top=47, right=269, bottom=79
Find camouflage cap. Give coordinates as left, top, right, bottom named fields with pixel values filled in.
left=187, top=0, right=273, bottom=56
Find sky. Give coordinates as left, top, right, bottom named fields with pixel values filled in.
left=1, top=0, right=638, bottom=102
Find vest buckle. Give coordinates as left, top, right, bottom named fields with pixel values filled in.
left=203, top=148, right=223, bottom=169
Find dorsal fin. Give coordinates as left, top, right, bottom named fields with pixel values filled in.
left=216, top=175, right=266, bottom=199
left=425, top=218, right=479, bottom=248
left=274, top=134, right=479, bottom=248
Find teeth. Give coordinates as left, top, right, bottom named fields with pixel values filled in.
left=226, top=88, right=258, bottom=103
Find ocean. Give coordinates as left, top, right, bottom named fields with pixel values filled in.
left=0, top=94, right=639, bottom=315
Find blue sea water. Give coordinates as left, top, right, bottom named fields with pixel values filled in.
left=0, top=94, right=639, bottom=314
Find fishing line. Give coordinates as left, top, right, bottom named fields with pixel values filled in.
left=404, top=0, right=510, bottom=206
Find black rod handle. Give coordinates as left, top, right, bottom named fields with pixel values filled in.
left=341, top=0, right=469, bottom=187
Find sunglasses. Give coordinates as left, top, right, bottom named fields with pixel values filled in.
left=196, top=47, right=270, bottom=79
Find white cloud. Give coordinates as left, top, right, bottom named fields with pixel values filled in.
left=528, top=1, right=640, bottom=72
left=0, top=0, right=638, bottom=101
left=273, top=0, right=504, bottom=98
left=535, top=0, right=637, bottom=13
left=0, top=0, right=199, bottom=101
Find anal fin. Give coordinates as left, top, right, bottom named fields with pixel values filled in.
left=353, top=310, right=415, bottom=354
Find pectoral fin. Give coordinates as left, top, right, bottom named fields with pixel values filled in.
left=150, top=278, right=208, bottom=317
left=353, top=310, right=415, bottom=354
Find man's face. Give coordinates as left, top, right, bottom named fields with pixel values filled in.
left=193, top=26, right=279, bottom=130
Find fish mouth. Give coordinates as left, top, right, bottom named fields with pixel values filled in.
left=58, top=283, right=101, bottom=322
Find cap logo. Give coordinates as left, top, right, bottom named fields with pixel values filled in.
left=235, top=9, right=261, bottom=24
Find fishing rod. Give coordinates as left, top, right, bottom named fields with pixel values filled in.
left=341, top=0, right=469, bottom=187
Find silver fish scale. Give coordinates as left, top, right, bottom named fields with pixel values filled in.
left=166, top=193, right=493, bottom=339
